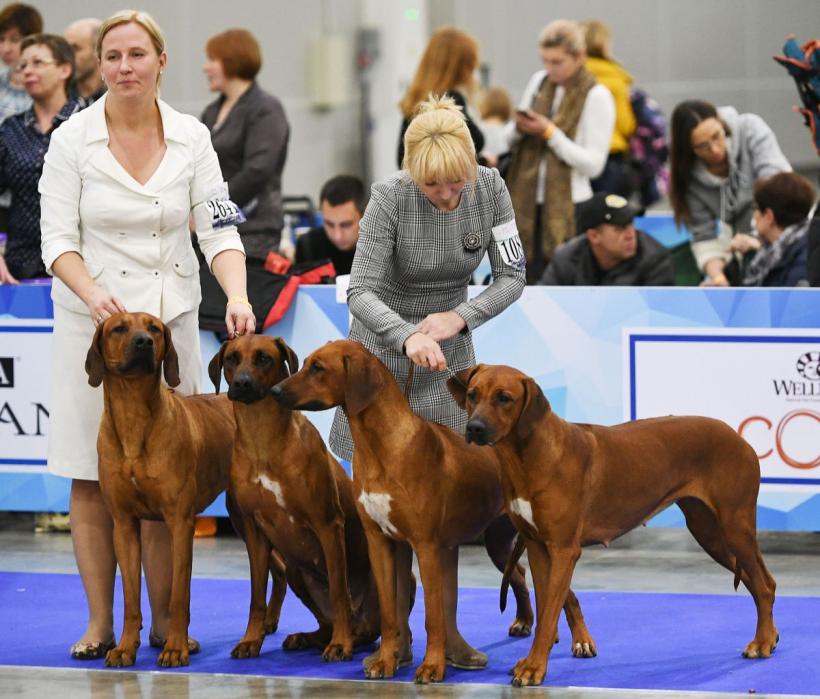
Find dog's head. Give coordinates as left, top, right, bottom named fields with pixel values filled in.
left=207, top=335, right=298, bottom=404
left=85, top=312, right=179, bottom=388
left=447, top=364, right=550, bottom=445
left=271, top=339, right=385, bottom=416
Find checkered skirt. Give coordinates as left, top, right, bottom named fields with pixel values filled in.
left=328, top=167, right=525, bottom=461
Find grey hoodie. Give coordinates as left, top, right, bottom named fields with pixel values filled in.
left=687, top=106, right=791, bottom=269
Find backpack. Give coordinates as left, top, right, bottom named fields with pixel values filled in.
left=773, top=35, right=820, bottom=155
left=628, top=87, right=669, bottom=208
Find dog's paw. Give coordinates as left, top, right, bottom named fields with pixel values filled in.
left=508, top=619, right=532, bottom=637
left=414, top=657, right=446, bottom=684
left=321, top=641, right=353, bottom=662
left=104, top=645, right=136, bottom=668
left=743, top=631, right=779, bottom=659
left=363, top=654, right=397, bottom=679
left=157, top=647, right=189, bottom=668
left=510, top=657, right=546, bottom=687
left=572, top=639, right=597, bottom=658
left=231, top=638, right=263, bottom=659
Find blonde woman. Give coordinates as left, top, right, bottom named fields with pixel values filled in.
left=506, top=19, right=615, bottom=282
left=396, top=26, right=484, bottom=167
left=330, top=94, right=526, bottom=671
left=39, top=9, right=253, bottom=659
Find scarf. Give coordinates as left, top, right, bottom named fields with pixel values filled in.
left=742, top=220, right=808, bottom=286
left=506, top=67, right=597, bottom=268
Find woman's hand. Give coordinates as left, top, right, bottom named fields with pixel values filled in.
left=226, top=302, right=256, bottom=338
left=85, top=285, right=127, bottom=326
left=729, top=233, right=761, bottom=255
left=404, top=332, right=447, bottom=371
left=0, top=255, right=19, bottom=285
left=516, top=110, right=552, bottom=137
left=416, top=311, right=466, bottom=342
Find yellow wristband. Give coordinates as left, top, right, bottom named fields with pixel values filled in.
left=226, top=295, right=252, bottom=309
left=543, top=124, right=556, bottom=141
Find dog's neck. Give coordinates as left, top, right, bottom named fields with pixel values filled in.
left=347, top=362, right=425, bottom=473
left=496, top=411, right=571, bottom=477
left=102, top=372, right=166, bottom=457
left=232, top=395, right=292, bottom=459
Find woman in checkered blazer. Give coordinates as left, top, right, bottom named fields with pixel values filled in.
left=330, top=93, right=526, bottom=457
left=329, top=94, right=526, bottom=667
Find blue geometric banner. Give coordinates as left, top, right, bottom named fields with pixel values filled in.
left=2, top=283, right=818, bottom=529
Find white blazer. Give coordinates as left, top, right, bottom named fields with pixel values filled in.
left=39, top=94, right=244, bottom=322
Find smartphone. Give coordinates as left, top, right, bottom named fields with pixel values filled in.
left=516, top=109, right=532, bottom=118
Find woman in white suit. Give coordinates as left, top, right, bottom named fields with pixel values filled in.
left=39, top=10, right=254, bottom=659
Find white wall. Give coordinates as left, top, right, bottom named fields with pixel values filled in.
left=36, top=0, right=820, bottom=203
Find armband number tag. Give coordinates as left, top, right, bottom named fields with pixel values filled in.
left=205, top=197, right=246, bottom=229
left=491, top=220, right=526, bottom=271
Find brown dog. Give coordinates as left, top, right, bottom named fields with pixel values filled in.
left=273, top=340, right=597, bottom=684
left=85, top=312, right=240, bottom=667
left=449, top=363, right=779, bottom=686
left=208, top=335, right=380, bottom=661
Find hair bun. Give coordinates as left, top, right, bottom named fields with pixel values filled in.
left=414, top=93, right=465, bottom=120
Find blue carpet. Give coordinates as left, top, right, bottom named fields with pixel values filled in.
left=1, top=572, right=817, bottom=694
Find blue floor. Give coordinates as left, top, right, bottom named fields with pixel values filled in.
left=1, top=571, right=816, bottom=694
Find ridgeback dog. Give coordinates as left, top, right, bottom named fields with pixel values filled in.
left=272, top=340, right=595, bottom=684
left=449, top=364, right=779, bottom=686
left=208, top=335, right=380, bottom=661
left=86, top=312, right=285, bottom=667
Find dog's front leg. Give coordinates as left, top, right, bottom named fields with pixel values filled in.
left=105, top=515, right=142, bottom=667
left=232, top=514, right=272, bottom=659
left=361, top=526, right=398, bottom=679
left=316, top=518, right=354, bottom=661
left=157, top=513, right=195, bottom=667
left=512, top=540, right=580, bottom=687
left=414, top=542, right=447, bottom=684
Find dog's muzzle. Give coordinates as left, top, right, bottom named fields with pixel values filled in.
left=228, top=372, right=264, bottom=403
left=119, top=333, right=157, bottom=373
left=465, top=418, right=491, bottom=445
left=270, top=381, right=327, bottom=411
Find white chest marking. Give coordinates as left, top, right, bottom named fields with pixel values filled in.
left=358, top=492, right=399, bottom=537
left=510, top=498, right=537, bottom=532
left=256, top=475, right=286, bottom=509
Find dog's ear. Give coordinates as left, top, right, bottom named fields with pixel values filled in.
left=344, top=354, right=384, bottom=417
left=274, top=337, right=299, bottom=376
left=516, top=378, right=550, bottom=440
left=85, top=320, right=106, bottom=387
left=446, top=364, right=483, bottom=409
left=162, top=323, right=181, bottom=388
left=207, top=341, right=228, bottom=394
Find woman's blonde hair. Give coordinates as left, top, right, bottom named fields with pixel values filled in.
left=399, top=27, right=479, bottom=118
left=403, top=94, right=477, bottom=185
left=479, top=86, right=513, bottom=122
left=538, top=19, right=586, bottom=57
left=96, top=9, right=165, bottom=59
left=581, top=19, right=612, bottom=60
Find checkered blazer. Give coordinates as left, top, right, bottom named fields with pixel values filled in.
left=329, top=166, right=526, bottom=461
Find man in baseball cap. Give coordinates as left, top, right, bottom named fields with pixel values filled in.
left=539, top=193, right=674, bottom=285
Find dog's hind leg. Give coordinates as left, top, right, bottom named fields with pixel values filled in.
left=484, top=516, right=534, bottom=636
left=718, top=512, right=778, bottom=658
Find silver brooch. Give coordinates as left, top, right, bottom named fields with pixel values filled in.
left=463, top=232, right=481, bottom=251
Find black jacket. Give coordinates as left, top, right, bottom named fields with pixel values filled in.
left=540, top=230, right=675, bottom=286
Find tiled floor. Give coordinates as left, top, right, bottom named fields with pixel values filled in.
left=1, top=512, right=817, bottom=698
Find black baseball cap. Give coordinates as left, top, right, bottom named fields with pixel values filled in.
left=577, top=193, right=642, bottom=230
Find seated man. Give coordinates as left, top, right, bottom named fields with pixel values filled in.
left=729, top=171, right=816, bottom=287
left=295, top=175, right=366, bottom=276
left=540, top=193, right=674, bottom=285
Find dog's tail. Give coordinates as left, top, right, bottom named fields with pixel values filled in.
left=733, top=559, right=742, bottom=591
left=500, top=534, right=526, bottom=612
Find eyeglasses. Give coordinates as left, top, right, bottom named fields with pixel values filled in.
left=692, top=129, right=726, bottom=154
left=15, top=58, right=57, bottom=72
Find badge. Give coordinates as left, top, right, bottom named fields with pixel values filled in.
left=463, top=232, right=481, bottom=251
left=492, top=220, right=526, bottom=271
